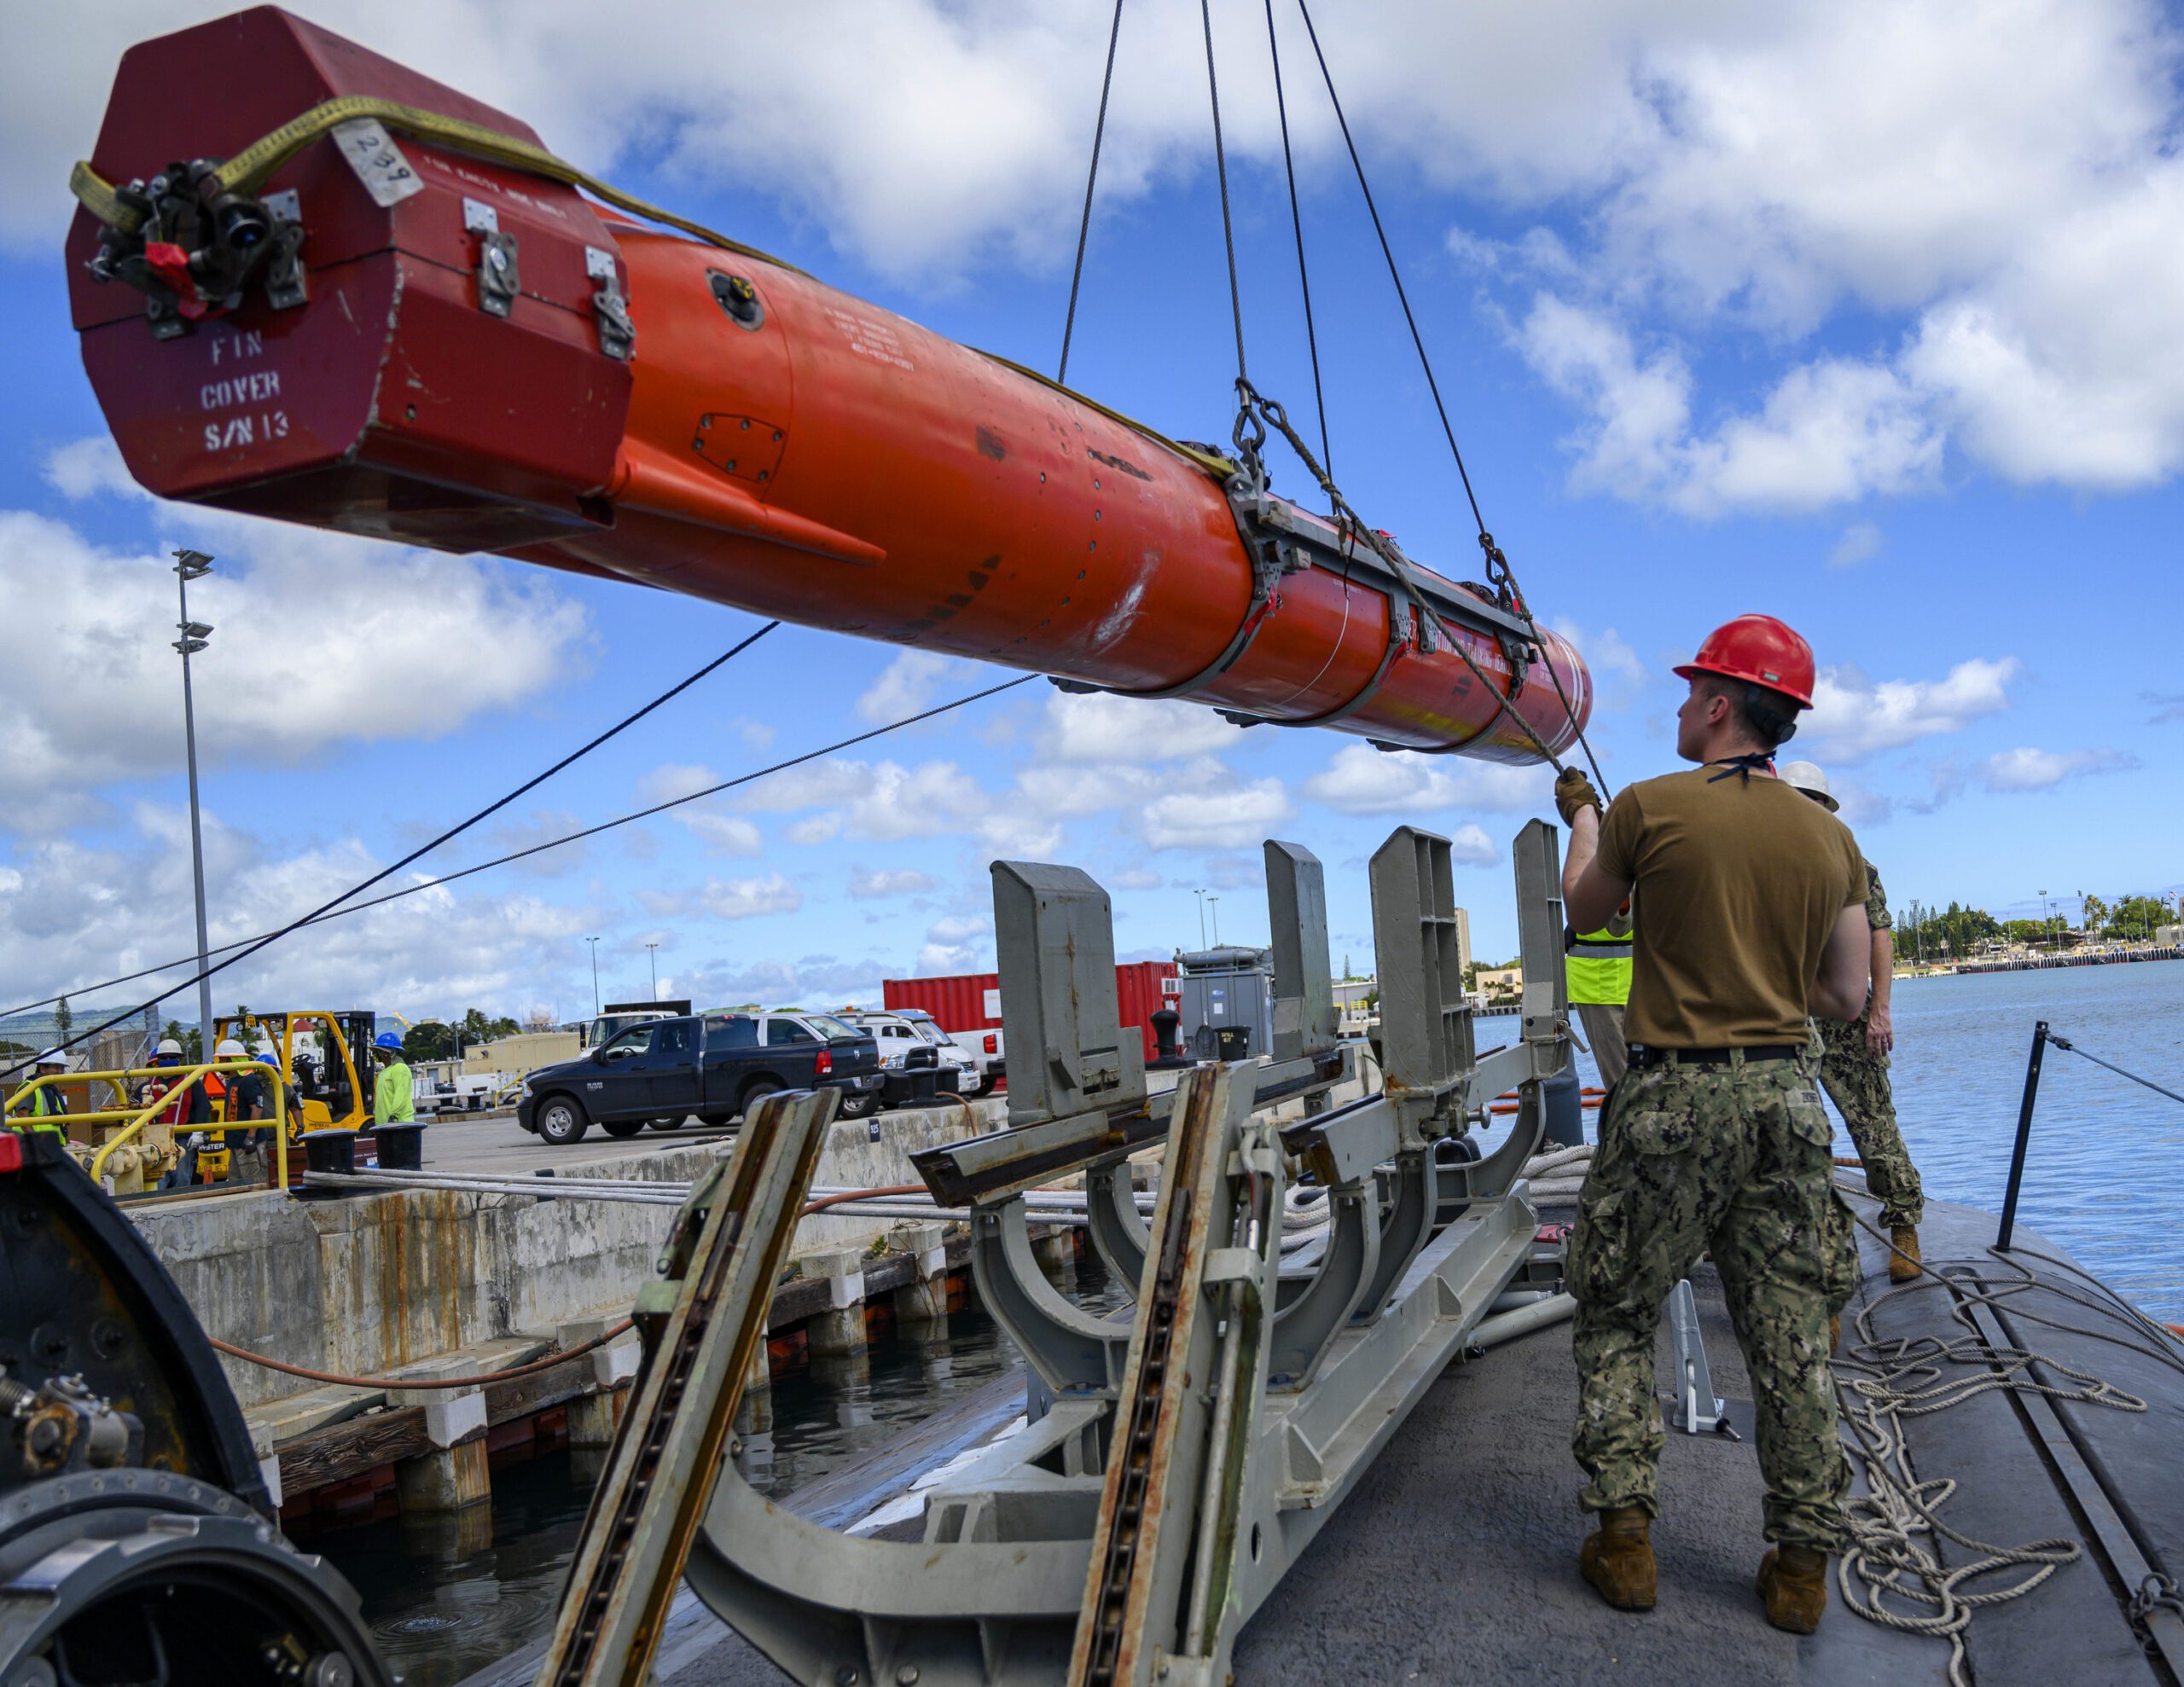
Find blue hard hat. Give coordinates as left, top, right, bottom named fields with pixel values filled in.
left=375, top=1031, right=404, bottom=1050
left=258, top=1052, right=280, bottom=1068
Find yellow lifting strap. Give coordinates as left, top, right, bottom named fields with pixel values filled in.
left=69, top=94, right=806, bottom=276
left=68, top=96, right=1239, bottom=485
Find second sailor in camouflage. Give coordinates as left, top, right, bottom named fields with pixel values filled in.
left=1815, top=861, right=1923, bottom=1229
left=1569, top=1048, right=1858, bottom=1551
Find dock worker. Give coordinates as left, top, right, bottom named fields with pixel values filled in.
left=373, top=1031, right=415, bottom=1127
left=1566, top=902, right=1633, bottom=1092
left=1778, top=761, right=1924, bottom=1284
left=142, top=1037, right=208, bottom=1187
left=1553, top=612, right=1871, bottom=1637
left=3, top=1049, right=73, bottom=1136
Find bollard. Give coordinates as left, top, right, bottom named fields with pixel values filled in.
left=797, top=1247, right=868, bottom=1358
left=371, top=1122, right=427, bottom=1171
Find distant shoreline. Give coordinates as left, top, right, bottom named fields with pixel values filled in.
left=1897, top=946, right=2180, bottom=979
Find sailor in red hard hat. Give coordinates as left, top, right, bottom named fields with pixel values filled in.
left=1547, top=614, right=1874, bottom=1636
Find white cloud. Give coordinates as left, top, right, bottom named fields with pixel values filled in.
left=849, top=867, right=938, bottom=899
left=0, top=803, right=597, bottom=1023
left=1302, top=744, right=1548, bottom=819
left=1519, top=299, right=1943, bottom=515
left=1828, top=521, right=1884, bottom=568
left=1043, top=691, right=1246, bottom=764
left=1109, top=867, right=1163, bottom=890
left=1444, top=824, right=1499, bottom=866
left=0, top=491, right=585, bottom=828
left=1977, top=746, right=2136, bottom=792
left=1802, top=658, right=2018, bottom=764
left=680, top=814, right=764, bottom=857
left=855, top=651, right=957, bottom=727
left=1140, top=776, right=1292, bottom=851
left=786, top=815, right=843, bottom=845
left=697, top=873, right=803, bottom=920
left=926, top=913, right=990, bottom=944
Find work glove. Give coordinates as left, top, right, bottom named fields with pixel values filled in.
left=1554, top=766, right=1602, bottom=826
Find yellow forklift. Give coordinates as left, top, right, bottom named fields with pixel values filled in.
left=200, top=1008, right=391, bottom=1180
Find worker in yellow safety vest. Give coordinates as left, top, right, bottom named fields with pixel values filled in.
left=4, top=1050, right=73, bottom=1137
left=1565, top=905, right=1634, bottom=1091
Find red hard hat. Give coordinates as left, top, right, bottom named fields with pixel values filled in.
left=1672, top=614, right=1815, bottom=707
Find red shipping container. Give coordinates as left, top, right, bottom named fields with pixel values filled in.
left=886, top=964, right=1180, bottom=1063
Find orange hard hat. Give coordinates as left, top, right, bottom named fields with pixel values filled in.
left=1673, top=614, right=1815, bottom=707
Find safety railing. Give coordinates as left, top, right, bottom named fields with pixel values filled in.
left=1998, top=1020, right=2184, bottom=1249
left=3, top=1060, right=289, bottom=1194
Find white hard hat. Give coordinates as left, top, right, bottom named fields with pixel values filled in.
left=155, top=1037, right=183, bottom=1056
left=1777, top=760, right=1838, bottom=813
left=34, top=1049, right=66, bottom=1068
left=215, top=1037, right=247, bottom=1059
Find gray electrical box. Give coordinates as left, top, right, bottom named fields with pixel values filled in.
left=1176, top=946, right=1275, bottom=1061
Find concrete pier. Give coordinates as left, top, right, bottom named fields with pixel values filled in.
left=798, top=1248, right=869, bottom=1359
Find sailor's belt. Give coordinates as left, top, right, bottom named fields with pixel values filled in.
left=1627, top=1044, right=1802, bottom=1070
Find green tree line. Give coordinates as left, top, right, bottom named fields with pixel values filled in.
left=1896, top=894, right=2179, bottom=959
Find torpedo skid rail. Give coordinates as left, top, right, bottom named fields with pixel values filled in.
left=528, top=821, right=1575, bottom=1687
left=67, top=9, right=1589, bottom=761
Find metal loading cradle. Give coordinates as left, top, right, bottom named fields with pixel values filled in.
left=556, top=822, right=1572, bottom=1687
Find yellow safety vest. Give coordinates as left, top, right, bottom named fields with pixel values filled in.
left=1566, top=914, right=1633, bottom=1006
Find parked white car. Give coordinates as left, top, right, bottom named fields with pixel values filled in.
left=841, top=1010, right=982, bottom=1096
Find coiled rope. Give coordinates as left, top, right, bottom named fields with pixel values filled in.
left=1829, top=1188, right=2174, bottom=1683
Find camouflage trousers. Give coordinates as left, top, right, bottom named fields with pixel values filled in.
left=1817, top=1012, right=1924, bottom=1228
left=1567, top=1051, right=1859, bottom=1551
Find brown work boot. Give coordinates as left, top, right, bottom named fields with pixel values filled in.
left=1829, top=1313, right=1841, bottom=1353
left=1757, top=1545, right=1828, bottom=1633
left=1580, top=1506, right=1657, bottom=1611
left=1889, top=1226, right=1922, bottom=1284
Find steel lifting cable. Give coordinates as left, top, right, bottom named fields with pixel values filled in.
left=1264, top=0, right=1331, bottom=476
left=1289, top=0, right=1609, bottom=797
left=0, top=671, right=1037, bottom=1027
left=1058, top=0, right=1128, bottom=386
left=0, top=621, right=781, bottom=1082
left=1201, top=0, right=1250, bottom=386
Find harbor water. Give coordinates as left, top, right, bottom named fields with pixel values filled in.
left=309, top=960, right=2182, bottom=1684
left=298, top=1252, right=1130, bottom=1686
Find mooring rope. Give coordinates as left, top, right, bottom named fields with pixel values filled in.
left=1828, top=1190, right=2166, bottom=1683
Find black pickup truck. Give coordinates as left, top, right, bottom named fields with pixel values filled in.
left=516, top=1010, right=883, bottom=1145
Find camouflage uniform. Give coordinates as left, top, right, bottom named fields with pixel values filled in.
left=1568, top=1047, right=1859, bottom=1551
left=1815, top=861, right=1923, bottom=1229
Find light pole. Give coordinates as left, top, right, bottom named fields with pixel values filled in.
left=645, top=941, right=659, bottom=999
left=1208, top=896, right=1221, bottom=946
left=1194, top=890, right=1207, bottom=949
left=586, top=936, right=601, bottom=1014
left=172, top=550, right=216, bottom=1058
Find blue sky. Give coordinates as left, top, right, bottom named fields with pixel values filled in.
left=3, top=1, right=2179, bottom=1030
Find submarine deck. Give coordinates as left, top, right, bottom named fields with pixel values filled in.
left=465, top=1188, right=2183, bottom=1687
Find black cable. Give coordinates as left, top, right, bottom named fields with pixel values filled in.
left=1264, top=0, right=1330, bottom=476
left=3, top=673, right=1037, bottom=1032
left=0, top=621, right=778, bottom=1077
left=1200, top=0, right=1248, bottom=383
left=1294, top=0, right=1480, bottom=533
left=1057, top=0, right=1128, bottom=386
left=2047, top=1034, right=2184, bottom=1109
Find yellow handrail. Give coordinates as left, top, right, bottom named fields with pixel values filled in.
left=6, top=1061, right=288, bottom=1190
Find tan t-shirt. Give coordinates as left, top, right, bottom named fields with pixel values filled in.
left=1596, top=766, right=1866, bottom=1046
